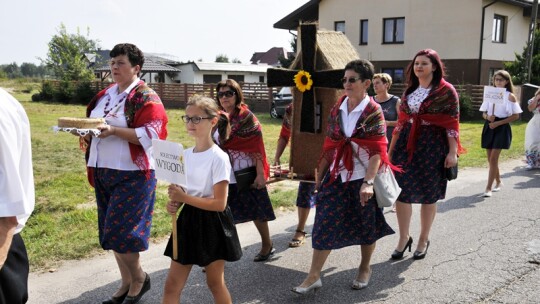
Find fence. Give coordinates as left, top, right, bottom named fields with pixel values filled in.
left=389, top=83, right=485, bottom=110
left=48, top=80, right=277, bottom=112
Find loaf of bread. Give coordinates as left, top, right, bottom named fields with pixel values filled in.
left=57, top=117, right=105, bottom=129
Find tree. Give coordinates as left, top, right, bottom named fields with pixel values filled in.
left=20, top=63, right=39, bottom=77
left=215, top=54, right=229, bottom=63
left=278, top=36, right=297, bottom=68
left=41, top=23, right=99, bottom=81
left=1, top=62, right=22, bottom=78
left=504, top=29, right=540, bottom=85
left=232, top=58, right=242, bottom=64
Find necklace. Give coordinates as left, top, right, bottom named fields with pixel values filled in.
left=103, top=96, right=126, bottom=117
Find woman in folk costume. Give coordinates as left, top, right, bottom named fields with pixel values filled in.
left=273, top=103, right=316, bottom=248
left=525, top=88, right=540, bottom=170
left=82, top=43, right=168, bottom=304
left=292, top=59, right=395, bottom=294
left=214, top=79, right=276, bottom=262
left=389, top=49, right=464, bottom=261
left=479, top=70, right=522, bottom=197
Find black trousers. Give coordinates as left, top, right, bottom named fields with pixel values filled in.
left=0, top=233, right=29, bottom=304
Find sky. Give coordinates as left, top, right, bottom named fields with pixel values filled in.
left=0, top=0, right=309, bottom=65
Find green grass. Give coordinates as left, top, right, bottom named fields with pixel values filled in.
left=1, top=79, right=527, bottom=270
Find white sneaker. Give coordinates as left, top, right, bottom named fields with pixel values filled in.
left=526, top=165, right=533, bottom=171
left=481, top=191, right=492, bottom=198
left=492, top=183, right=502, bottom=192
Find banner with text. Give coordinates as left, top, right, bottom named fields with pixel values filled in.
left=152, top=139, right=186, bottom=187
left=483, top=86, right=506, bottom=105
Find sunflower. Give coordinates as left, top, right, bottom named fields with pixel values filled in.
left=293, top=70, right=313, bottom=92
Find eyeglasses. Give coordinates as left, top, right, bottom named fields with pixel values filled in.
left=341, top=77, right=362, bottom=84
left=181, top=115, right=212, bottom=124
left=217, top=90, right=235, bottom=98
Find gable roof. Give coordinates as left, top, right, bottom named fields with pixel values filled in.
left=274, top=0, right=319, bottom=30
left=183, top=62, right=270, bottom=73
left=250, top=47, right=289, bottom=66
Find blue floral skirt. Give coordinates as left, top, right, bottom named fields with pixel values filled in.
left=227, top=184, right=276, bottom=223
left=296, top=181, right=316, bottom=209
left=94, top=168, right=156, bottom=253
left=312, top=174, right=394, bottom=250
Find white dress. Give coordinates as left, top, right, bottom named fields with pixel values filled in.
left=525, top=98, right=540, bottom=168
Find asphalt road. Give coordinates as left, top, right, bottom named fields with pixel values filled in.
left=28, top=159, right=540, bottom=304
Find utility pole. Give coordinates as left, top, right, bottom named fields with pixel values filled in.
left=526, top=0, right=539, bottom=83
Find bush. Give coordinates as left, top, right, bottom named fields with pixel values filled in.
left=72, top=82, right=95, bottom=105
left=53, top=80, right=75, bottom=103
left=40, top=81, right=54, bottom=101
left=459, top=93, right=474, bottom=121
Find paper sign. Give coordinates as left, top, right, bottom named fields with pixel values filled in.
left=483, top=86, right=506, bottom=105
left=152, top=139, right=186, bottom=187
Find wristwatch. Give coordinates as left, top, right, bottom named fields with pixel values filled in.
left=363, top=179, right=374, bottom=186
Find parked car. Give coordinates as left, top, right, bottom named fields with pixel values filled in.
left=270, top=87, right=293, bottom=119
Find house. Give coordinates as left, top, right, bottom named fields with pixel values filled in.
left=175, top=62, right=269, bottom=84
left=274, top=0, right=536, bottom=85
left=250, top=47, right=294, bottom=67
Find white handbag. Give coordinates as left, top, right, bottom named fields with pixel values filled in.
left=358, top=156, right=402, bottom=208
left=373, top=165, right=401, bottom=208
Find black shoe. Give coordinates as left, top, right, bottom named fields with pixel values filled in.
left=102, top=290, right=128, bottom=304
left=122, top=273, right=150, bottom=304
left=253, top=247, right=275, bottom=262
left=413, top=241, right=430, bottom=260
left=391, top=236, right=413, bottom=260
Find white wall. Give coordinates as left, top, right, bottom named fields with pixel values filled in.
left=318, top=0, right=528, bottom=61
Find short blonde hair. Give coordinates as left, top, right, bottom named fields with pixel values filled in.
left=186, top=95, right=220, bottom=118
left=373, top=73, right=393, bottom=89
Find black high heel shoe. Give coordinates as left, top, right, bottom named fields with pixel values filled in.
left=391, top=236, right=413, bottom=260
left=102, top=289, right=128, bottom=304
left=122, top=273, right=150, bottom=304
left=413, top=240, right=430, bottom=260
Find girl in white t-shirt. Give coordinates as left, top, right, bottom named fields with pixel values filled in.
left=479, top=70, right=522, bottom=197
left=162, top=96, right=242, bottom=304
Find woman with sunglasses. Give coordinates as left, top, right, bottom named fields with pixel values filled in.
left=292, top=59, right=395, bottom=294
left=214, top=79, right=276, bottom=262
left=389, top=49, right=464, bottom=261
left=479, top=70, right=522, bottom=196
left=81, top=43, right=168, bottom=304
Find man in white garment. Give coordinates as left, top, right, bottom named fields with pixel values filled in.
left=0, top=88, right=35, bottom=304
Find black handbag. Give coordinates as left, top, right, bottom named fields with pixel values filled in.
left=234, top=166, right=257, bottom=192
left=445, top=164, right=458, bottom=181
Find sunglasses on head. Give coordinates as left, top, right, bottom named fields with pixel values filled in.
left=341, top=77, right=362, bottom=84
left=181, top=115, right=212, bottom=124
left=217, top=90, right=235, bottom=98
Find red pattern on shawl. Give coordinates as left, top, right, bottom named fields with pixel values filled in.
left=278, top=103, right=293, bottom=143
left=321, top=95, right=401, bottom=183
left=83, top=81, right=168, bottom=185
left=396, top=79, right=466, bottom=162
left=219, top=104, right=270, bottom=179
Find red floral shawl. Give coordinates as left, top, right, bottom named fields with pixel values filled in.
left=321, top=95, right=401, bottom=183
left=396, top=79, right=465, bottom=162
left=218, top=104, right=270, bottom=179
left=83, top=81, right=168, bottom=185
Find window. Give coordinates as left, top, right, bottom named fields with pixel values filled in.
left=259, top=75, right=265, bottom=83
left=492, top=14, right=506, bottom=43
left=383, top=17, right=405, bottom=44
left=359, top=19, right=368, bottom=45
left=335, top=21, right=345, bottom=33
left=382, top=68, right=404, bottom=84
left=203, top=74, right=221, bottom=84
left=228, top=75, right=245, bottom=83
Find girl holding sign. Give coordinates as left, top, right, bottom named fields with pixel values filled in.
left=162, top=96, right=242, bottom=304
left=479, top=70, right=522, bottom=197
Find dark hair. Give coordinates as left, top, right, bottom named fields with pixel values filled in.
left=216, top=79, right=245, bottom=109
left=110, top=43, right=145, bottom=69
left=404, top=49, right=446, bottom=96
left=344, top=59, right=375, bottom=81
left=492, top=70, right=514, bottom=93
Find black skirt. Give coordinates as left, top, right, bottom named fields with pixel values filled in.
left=164, top=204, right=242, bottom=267
left=481, top=117, right=512, bottom=149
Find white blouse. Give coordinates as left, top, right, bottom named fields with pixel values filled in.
left=87, top=78, right=159, bottom=170
left=479, top=91, right=523, bottom=118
